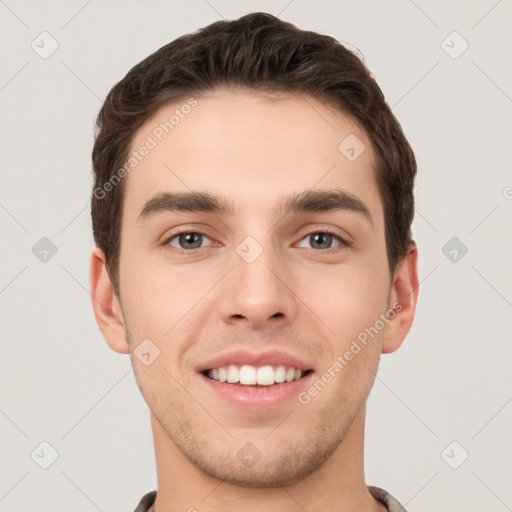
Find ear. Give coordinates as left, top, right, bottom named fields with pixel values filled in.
left=89, top=246, right=130, bottom=354
left=381, top=242, right=419, bottom=354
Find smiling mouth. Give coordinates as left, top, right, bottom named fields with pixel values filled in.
left=201, top=364, right=314, bottom=386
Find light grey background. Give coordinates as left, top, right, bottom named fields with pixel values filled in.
left=1, top=1, right=511, bottom=511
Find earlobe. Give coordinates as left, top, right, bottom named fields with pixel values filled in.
left=89, top=246, right=130, bottom=354
left=381, top=242, right=419, bottom=354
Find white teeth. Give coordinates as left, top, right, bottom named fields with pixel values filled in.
left=239, top=365, right=257, bottom=385
left=205, top=364, right=306, bottom=385
left=256, top=365, right=274, bottom=386
left=227, top=364, right=239, bottom=383
left=274, top=365, right=286, bottom=383
left=285, top=368, right=296, bottom=382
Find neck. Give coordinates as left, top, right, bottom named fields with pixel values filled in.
left=149, top=406, right=386, bottom=512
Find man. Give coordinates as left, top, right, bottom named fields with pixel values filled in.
left=90, top=12, right=419, bottom=512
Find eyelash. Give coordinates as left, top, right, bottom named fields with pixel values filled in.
left=162, top=227, right=350, bottom=253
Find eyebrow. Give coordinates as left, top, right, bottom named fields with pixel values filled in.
left=137, top=189, right=373, bottom=225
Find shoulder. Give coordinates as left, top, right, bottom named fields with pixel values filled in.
left=368, top=485, right=408, bottom=512
left=132, top=490, right=157, bottom=512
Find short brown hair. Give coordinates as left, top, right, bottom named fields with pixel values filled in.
left=91, top=12, right=416, bottom=296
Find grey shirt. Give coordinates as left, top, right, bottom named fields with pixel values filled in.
left=133, top=486, right=408, bottom=511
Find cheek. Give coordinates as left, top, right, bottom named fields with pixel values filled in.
left=119, top=258, right=212, bottom=366
left=119, top=249, right=189, bottom=324
left=302, top=258, right=390, bottom=338
left=307, top=269, right=386, bottom=402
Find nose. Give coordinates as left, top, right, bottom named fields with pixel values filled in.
left=219, top=241, right=298, bottom=330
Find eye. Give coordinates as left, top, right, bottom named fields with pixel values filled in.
left=163, top=229, right=348, bottom=252
left=166, top=231, right=213, bottom=250
left=296, top=230, right=347, bottom=250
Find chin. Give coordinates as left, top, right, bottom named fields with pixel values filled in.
left=202, top=464, right=312, bottom=488
left=188, top=441, right=332, bottom=489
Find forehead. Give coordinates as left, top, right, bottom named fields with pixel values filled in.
left=122, top=89, right=382, bottom=224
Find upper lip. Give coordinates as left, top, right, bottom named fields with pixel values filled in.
left=196, top=349, right=314, bottom=373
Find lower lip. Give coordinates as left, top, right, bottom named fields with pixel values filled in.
left=199, top=372, right=315, bottom=409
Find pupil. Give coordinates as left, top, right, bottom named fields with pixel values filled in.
left=312, top=233, right=331, bottom=249
left=181, top=233, right=201, bottom=249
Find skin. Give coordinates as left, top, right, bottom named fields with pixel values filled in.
left=90, top=88, right=419, bottom=512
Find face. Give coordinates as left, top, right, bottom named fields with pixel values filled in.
left=113, top=89, right=396, bottom=487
